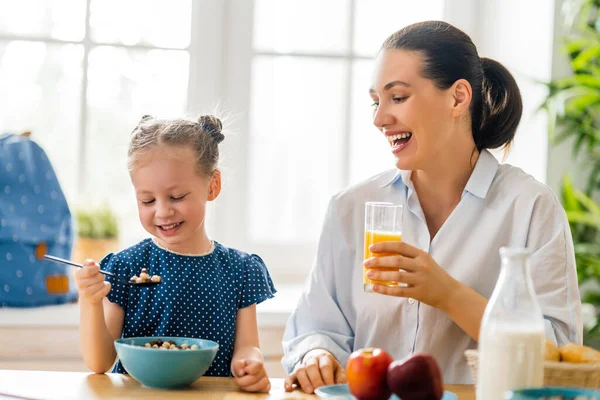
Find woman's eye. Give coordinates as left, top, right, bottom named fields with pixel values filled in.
left=141, top=199, right=155, bottom=205
left=393, top=97, right=408, bottom=103
left=371, top=102, right=379, bottom=108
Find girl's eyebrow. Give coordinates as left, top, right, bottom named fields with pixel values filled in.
left=136, top=185, right=186, bottom=195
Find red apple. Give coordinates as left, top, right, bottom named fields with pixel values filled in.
left=346, top=348, right=393, bottom=400
left=386, top=353, right=444, bottom=400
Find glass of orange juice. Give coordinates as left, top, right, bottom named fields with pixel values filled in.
left=364, top=202, right=403, bottom=292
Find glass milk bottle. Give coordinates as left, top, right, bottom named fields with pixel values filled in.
left=477, top=247, right=545, bottom=400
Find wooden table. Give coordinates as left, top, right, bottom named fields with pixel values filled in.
left=0, top=370, right=475, bottom=399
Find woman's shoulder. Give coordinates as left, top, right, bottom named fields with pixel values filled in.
left=492, top=162, right=561, bottom=208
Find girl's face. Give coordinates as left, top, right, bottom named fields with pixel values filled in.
left=369, top=49, right=471, bottom=171
left=130, top=145, right=220, bottom=253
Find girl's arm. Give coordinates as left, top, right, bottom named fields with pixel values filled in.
left=75, top=259, right=125, bottom=373
left=231, top=304, right=271, bottom=392
left=80, top=298, right=124, bottom=373
left=231, top=304, right=263, bottom=368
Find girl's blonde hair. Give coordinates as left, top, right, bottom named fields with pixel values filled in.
left=128, top=114, right=224, bottom=176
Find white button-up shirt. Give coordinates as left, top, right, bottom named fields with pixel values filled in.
left=282, top=150, right=582, bottom=384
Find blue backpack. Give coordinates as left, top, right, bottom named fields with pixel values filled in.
left=0, top=133, right=78, bottom=307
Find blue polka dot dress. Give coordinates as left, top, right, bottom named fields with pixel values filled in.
left=100, top=238, right=276, bottom=377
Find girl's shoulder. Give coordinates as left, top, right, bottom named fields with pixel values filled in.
left=112, top=238, right=155, bottom=259
left=99, top=238, right=157, bottom=267
left=213, top=241, right=266, bottom=267
left=214, top=242, right=276, bottom=306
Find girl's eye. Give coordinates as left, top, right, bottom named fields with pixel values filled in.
left=171, top=194, right=187, bottom=201
left=371, top=102, right=379, bottom=108
left=141, top=199, right=155, bottom=205
left=393, top=97, right=408, bottom=103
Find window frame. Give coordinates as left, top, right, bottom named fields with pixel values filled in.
left=215, top=0, right=458, bottom=283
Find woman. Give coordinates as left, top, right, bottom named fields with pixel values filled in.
left=282, top=20, right=582, bottom=393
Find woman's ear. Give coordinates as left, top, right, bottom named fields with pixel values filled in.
left=450, top=78, right=472, bottom=118
left=208, top=169, right=221, bottom=201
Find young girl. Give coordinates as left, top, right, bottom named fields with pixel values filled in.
left=74, top=115, right=276, bottom=393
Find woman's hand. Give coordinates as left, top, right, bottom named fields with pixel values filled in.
left=365, top=240, right=488, bottom=340
left=364, top=241, right=460, bottom=309
left=232, top=359, right=271, bottom=393
left=284, top=349, right=347, bottom=394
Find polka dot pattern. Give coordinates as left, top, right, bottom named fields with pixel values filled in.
left=101, top=239, right=276, bottom=377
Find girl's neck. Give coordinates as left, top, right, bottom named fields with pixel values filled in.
left=153, top=231, right=214, bottom=256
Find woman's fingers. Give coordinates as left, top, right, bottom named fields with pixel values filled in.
left=372, top=284, right=415, bottom=297
left=366, top=269, right=417, bottom=285
left=304, top=357, right=325, bottom=390
left=369, top=241, right=422, bottom=258
left=365, top=254, right=418, bottom=271
left=295, top=368, right=314, bottom=394
left=318, top=355, right=335, bottom=385
left=284, top=372, right=297, bottom=392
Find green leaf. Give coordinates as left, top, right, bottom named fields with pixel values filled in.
left=574, top=242, right=600, bottom=256
left=583, top=290, right=600, bottom=305
left=574, top=73, right=600, bottom=89
left=566, top=210, right=600, bottom=228
left=565, top=93, right=600, bottom=115
left=572, top=45, right=600, bottom=70
left=562, top=175, right=582, bottom=211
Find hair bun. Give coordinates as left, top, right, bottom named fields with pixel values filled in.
left=198, top=115, right=224, bottom=144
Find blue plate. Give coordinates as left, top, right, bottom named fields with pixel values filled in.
left=505, top=387, right=600, bottom=399
left=315, top=384, right=457, bottom=400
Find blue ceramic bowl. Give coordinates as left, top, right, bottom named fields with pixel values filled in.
left=114, top=336, right=219, bottom=389
left=505, top=387, right=600, bottom=399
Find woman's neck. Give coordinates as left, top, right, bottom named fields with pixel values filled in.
left=412, top=142, right=479, bottom=206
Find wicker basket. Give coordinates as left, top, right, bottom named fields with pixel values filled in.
left=465, top=349, right=600, bottom=389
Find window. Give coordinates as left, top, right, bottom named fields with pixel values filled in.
left=218, top=0, right=445, bottom=282
left=0, top=0, right=193, bottom=247
left=1, top=0, right=554, bottom=285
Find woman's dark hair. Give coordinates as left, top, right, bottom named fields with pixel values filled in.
left=381, top=20, right=522, bottom=151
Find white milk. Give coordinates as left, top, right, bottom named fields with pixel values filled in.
left=476, top=324, right=545, bottom=400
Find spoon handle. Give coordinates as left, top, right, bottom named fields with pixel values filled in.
left=43, top=254, right=131, bottom=285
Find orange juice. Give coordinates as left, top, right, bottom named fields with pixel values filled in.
left=364, top=230, right=402, bottom=289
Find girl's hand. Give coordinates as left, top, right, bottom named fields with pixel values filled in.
left=232, top=359, right=271, bottom=393
left=73, top=259, right=111, bottom=305
left=364, top=241, right=460, bottom=310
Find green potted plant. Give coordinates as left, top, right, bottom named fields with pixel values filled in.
left=541, top=0, right=600, bottom=347
left=72, top=203, right=119, bottom=264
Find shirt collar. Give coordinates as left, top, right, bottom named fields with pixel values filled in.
left=380, top=149, right=499, bottom=199
left=464, top=149, right=499, bottom=198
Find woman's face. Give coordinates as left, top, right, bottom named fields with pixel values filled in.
left=370, top=49, right=468, bottom=171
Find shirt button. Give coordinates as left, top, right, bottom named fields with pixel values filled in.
left=406, top=346, right=411, bottom=352
left=408, top=298, right=415, bottom=304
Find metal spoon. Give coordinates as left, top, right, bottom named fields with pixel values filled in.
left=43, top=254, right=161, bottom=287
